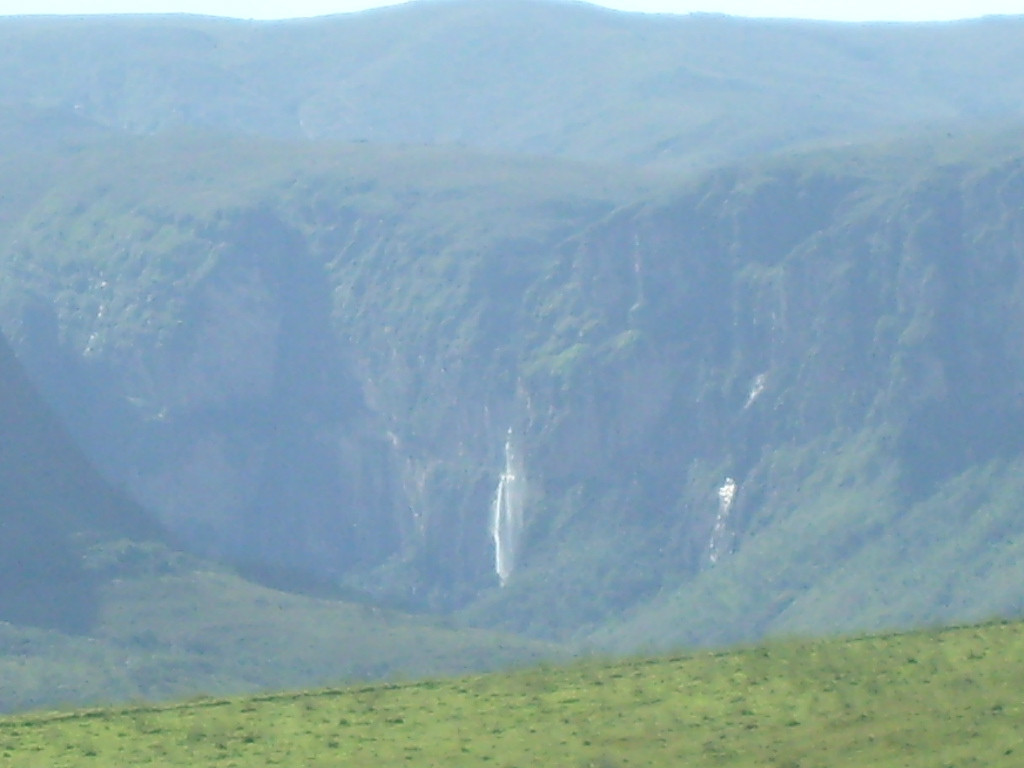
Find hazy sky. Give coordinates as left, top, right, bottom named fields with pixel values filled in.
left=0, top=0, right=1020, bottom=22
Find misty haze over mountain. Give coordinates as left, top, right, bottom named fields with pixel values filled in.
left=3, top=0, right=1024, bottom=709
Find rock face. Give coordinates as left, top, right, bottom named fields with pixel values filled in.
left=4, top=6, right=1024, bottom=648
left=5, top=135, right=1024, bottom=646
left=8, top=203, right=405, bottom=580
left=0, top=332, right=159, bottom=632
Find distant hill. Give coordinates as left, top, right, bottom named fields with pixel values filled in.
left=2, top=3, right=1024, bottom=166
left=0, top=544, right=559, bottom=713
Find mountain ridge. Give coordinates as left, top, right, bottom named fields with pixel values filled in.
left=4, top=3, right=1024, bottom=166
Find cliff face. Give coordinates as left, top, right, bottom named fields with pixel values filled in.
left=5, top=6, right=1024, bottom=648
left=0, top=331, right=159, bottom=632
left=0, top=143, right=636, bottom=604
left=4, top=196, right=406, bottom=579
left=4, top=133, right=1024, bottom=645
left=508, top=147, right=1024, bottom=644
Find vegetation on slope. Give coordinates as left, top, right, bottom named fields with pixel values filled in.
left=2, top=620, right=1023, bottom=766
left=6, top=4, right=1024, bottom=709
left=0, top=293, right=556, bottom=712
left=6, top=126, right=1024, bottom=651
left=582, top=131, right=1024, bottom=649
left=3, top=4, right=1024, bottom=167
left=0, top=538, right=560, bottom=714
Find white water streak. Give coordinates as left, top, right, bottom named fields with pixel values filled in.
left=491, top=429, right=525, bottom=586
left=708, top=477, right=737, bottom=565
left=744, top=373, right=767, bottom=409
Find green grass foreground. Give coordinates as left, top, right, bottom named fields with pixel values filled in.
left=3, top=620, right=1023, bottom=767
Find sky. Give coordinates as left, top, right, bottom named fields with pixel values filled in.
left=0, top=0, right=1021, bottom=22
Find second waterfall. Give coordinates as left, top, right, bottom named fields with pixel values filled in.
left=491, top=428, right=526, bottom=586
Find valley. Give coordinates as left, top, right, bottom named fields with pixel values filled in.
left=2, top=0, right=1024, bottom=714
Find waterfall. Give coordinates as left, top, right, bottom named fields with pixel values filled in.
left=744, top=372, right=767, bottom=409
left=491, top=428, right=525, bottom=586
left=708, top=477, right=737, bottom=565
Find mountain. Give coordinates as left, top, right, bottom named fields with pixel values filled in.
left=5, top=126, right=1024, bottom=649
left=0, top=319, right=556, bottom=712
left=3, top=3, right=1024, bottom=167
left=2, top=0, right=1024, bottom=680
left=585, top=132, right=1024, bottom=649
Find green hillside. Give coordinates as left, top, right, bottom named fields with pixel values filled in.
left=2, top=620, right=1022, bottom=766
left=5, top=126, right=1024, bottom=652
left=0, top=545, right=559, bottom=714
left=6, top=2, right=1024, bottom=714
left=3, top=4, right=1024, bottom=167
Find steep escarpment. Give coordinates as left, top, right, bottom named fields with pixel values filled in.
left=0, top=331, right=160, bottom=632
left=5, top=131, right=1024, bottom=647
left=2, top=189, right=402, bottom=577
left=0, top=139, right=648, bottom=601
left=10, top=4, right=1024, bottom=717
left=542, top=144, right=1024, bottom=646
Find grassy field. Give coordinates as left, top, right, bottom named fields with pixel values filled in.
left=2, top=619, right=1023, bottom=766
